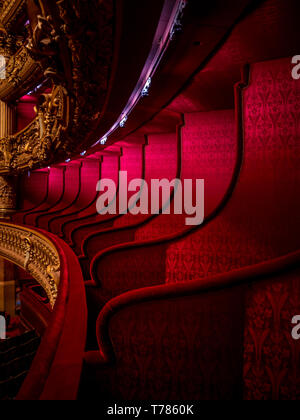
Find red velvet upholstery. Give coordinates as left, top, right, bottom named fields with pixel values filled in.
left=80, top=131, right=180, bottom=275
left=89, top=58, right=300, bottom=299
left=82, top=251, right=300, bottom=401
left=67, top=145, right=143, bottom=254
left=48, top=158, right=102, bottom=235
left=8, top=0, right=300, bottom=402
left=135, top=110, right=236, bottom=241
left=36, top=163, right=82, bottom=230
left=166, top=58, right=300, bottom=280
left=24, top=168, right=65, bottom=226
left=54, top=149, right=120, bottom=238
left=14, top=171, right=49, bottom=222
left=20, top=285, right=52, bottom=336
left=11, top=226, right=87, bottom=400
left=88, top=108, right=236, bottom=304
left=17, top=96, right=37, bottom=132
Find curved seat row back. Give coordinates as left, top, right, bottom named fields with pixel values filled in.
left=88, top=107, right=236, bottom=306
left=49, top=158, right=103, bottom=235
left=82, top=58, right=300, bottom=400
left=16, top=170, right=49, bottom=219
left=78, top=131, right=180, bottom=275
left=24, top=168, right=66, bottom=226
left=68, top=145, right=144, bottom=255
left=81, top=252, right=300, bottom=401
left=85, top=58, right=300, bottom=339
left=37, top=163, right=82, bottom=230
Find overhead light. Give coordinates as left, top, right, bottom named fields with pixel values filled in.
left=65, top=159, right=71, bottom=163
left=80, top=151, right=87, bottom=156
left=120, top=115, right=128, bottom=128
left=91, top=0, right=187, bottom=149
left=100, top=137, right=107, bottom=145
left=170, top=0, right=187, bottom=40
left=141, top=77, right=152, bottom=97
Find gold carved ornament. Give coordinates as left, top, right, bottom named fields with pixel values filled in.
left=0, top=0, right=114, bottom=175
left=0, top=222, right=60, bottom=307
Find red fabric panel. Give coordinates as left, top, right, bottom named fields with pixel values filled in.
left=16, top=227, right=87, bottom=401
left=37, top=163, right=81, bottom=229
left=135, top=110, right=235, bottom=241
left=49, top=159, right=101, bottom=235
left=17, top=98, right=37, bottom=132
left=70, top=146, right=143, bottom=254
left=24, top=168, right=65, bottom=226
left=166, top=58, right=300, bottom=282
left=61, top=153, right=120, bottom=242
left=91, top=110, right=235, bottom=300
left=16, top=171, right=48, bottom=213
left=82, top=253, right=300, bottom=400
left=89, top=58, right=300, bottom=326
left=83, top=286, right=245, bottom=400
left=83, top=132, right=179, bottom=263
left=20, top=286, right=52, bottom=336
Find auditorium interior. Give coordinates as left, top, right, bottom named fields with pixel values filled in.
left=0, top=0, right=300, bottom=402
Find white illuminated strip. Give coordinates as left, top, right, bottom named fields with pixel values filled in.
left=26, top=82, right=45, bottom=96
left=92, top=0, right=187, bottom=147
left=141, top=77, right=152, bottom=97
left=119, top=115, right=128, bottom=128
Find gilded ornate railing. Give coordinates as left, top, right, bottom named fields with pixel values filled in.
left=0, top=0, right=25, bottom=30
left=0, top=222, right=60, bottom=307
left=0, top=0, right=114, bottom=174
left=0, top=46, right=43, bottom=101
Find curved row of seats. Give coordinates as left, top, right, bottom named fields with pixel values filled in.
left=14, top=9, right=300, bottom=391
left=17, top=55, right=300, bottom=400
left=11, top=0, right=300, bottom=400
left=86, top=57, right=300, bottom=400
left=81, top=251, right=300, bottom=400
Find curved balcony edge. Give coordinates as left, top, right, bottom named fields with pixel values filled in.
left=0, top=221, right=87, bottom=400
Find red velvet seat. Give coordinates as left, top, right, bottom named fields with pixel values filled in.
left=24, top=168, right=65, bottom=226
left=66, top=144, right=145, bottom=254
left=48, top=158, right=103, bottom=235
left=77, top=132, right=180, bottom=277
left=88, top=108, right=236, bottom=301
left=14, top=170, right=49, bottom=224
left=87, top=58, right=300, bottom=331
left=36, top=163, right=82, bottom=230
left=82, top=252, right=300, bottom=401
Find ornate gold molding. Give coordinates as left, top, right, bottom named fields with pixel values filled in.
left=0, top=175, right=17, bottom=217
left=0, top=46, right=43, bottom=101
left=0, top=222, right=60, bottom=307
left=0, top=85, right=69, bottom=172
left=0, top=0, right=114, bottom=174
left=0, top=0, right=26, bottom=30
